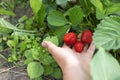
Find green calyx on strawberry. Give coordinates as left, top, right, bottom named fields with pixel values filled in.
left=81, top=30, right=93, bottom=44
left=63, top=32, right=77, bottom=45
left=73, top=41, right=84, bottom=53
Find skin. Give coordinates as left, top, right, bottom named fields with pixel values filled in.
left=41, top=35, right=95, bottom=80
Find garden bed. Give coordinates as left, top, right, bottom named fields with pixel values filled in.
left=0, top=0, right=120, bottom=80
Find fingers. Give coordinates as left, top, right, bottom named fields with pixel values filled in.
left=83, top=44, right=89, bottom=52
left=86, top=43, right=95, bottom=57
left=41, top=41, right=60, bottom=55
left=77, top=33, right=81, bottom=40
left=62, top=43, right=71, bottom=49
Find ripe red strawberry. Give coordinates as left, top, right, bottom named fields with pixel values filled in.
left=81, top=30, right=93, bottom=44
left=63, top=32, right=77, bottom=45
left=74, top=41, right=84, bottom=53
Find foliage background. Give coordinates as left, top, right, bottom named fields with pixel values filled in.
left=0, top=0, right=120, bottom=80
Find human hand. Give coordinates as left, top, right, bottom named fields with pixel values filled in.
left=41, top=35, right=95, bottom=80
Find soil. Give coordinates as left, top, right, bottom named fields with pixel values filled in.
left=0, top=49, right=56, bottom=80
left=0, top=48, right=29, bottom=80
left=0, top=1, right=34, bottom=80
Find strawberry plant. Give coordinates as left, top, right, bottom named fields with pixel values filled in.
left=0, top=0, right=120, bottom=80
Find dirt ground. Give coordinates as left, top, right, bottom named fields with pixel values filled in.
left=0, top=49, right=55, bottom=80
left=0, top=48, right=30, bottom=80
left=0, top=1, right=56, bottom=80
left=0, top=1, right=32, bottom=79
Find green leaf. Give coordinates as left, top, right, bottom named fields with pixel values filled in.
left=79, top=0, right=92, bottom=16
left=51, top=61, right=59, bottom=67
left=24, top=58, right=33, bottom=65
left=106, top=3, right=120, bottom=15
left=44, top=36, right=59, bottom=46
left=56, top=0, right=70, bottom=5
left=67, top=6, right=83, bottom=26
left=112, top=0, right=120, bottom=3
left=0, top=18, right=14, bottom=34
left=43, top=0, right=57, bottom=13
left=31, top=48, right=40, bottom=60
left=96, top=9, right=106, bottom=20
left=92, top=47, right=120, bottom=80
left=27, top=62, right=44, bottom=79
left=101, top=0, right=112, bottom=6
left=7, top=40, right=16, bottom=48
left=35, top=77, right=43, bottom=80
left=13, top=33, right=19, bottom=45
left=30, top=0, right=42, bottom=14
left=19, top=42, right=26, bottom=52
left=44, top=66, right=54, bottom=75
left=54, top=25, right=70, bottom=46
left=41, top=54, right=54, bottom=65
left=51, top=68, right=62, bottom=79
left=0, top=18, right=36, bottom=34
left=0, top=9, right=16, bottom=16
left=24, top=50, right=33, bottom=58
left=25, top=18, right=33, bottom=30
left=90, top=0, right=104, bottom=11
left=93, top=16, right=120, bottom=50
left=36, top=4, right=46, bottom=26
left=18, top=15, right=28, bottom=22
left=47, top=10, right=67, bottom=26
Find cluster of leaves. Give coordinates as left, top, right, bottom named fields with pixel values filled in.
left=0, top=0, right=120, bottom=80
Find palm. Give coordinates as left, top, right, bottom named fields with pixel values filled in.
left=61, top=43, right=94, bottom=63
left=42, top=41, right=95, bottom=71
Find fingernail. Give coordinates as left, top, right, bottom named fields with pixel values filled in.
left=41, top=41, right=47, bottom=47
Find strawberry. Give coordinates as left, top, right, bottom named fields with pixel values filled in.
left=74, top=41, right=84, bottom=53
left=81, top=30, right=93, bottom=44
left=63, top=32, right=77, bottom=45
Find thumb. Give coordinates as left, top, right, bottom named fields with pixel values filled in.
left=41, top=41, right=60, bottom=55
